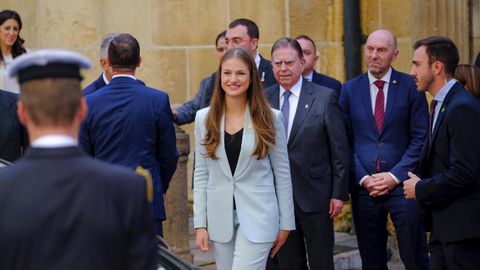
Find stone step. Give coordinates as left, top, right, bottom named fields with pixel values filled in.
left=188, top=218, right=367, bottom=270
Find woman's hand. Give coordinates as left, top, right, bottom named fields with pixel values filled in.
left=270, top=230, right=290, bottom=258
left=195, top=228, right=210, bottom=252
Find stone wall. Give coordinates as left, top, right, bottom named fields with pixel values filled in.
left=6, top=0, right=476, bottom=103
left=3, top=0, right=478, bottom=191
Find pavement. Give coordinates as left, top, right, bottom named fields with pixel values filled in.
left=188, top=218, right=406, bottom=270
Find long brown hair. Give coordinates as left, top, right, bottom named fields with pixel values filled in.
left=203, top=48, right=275, bottom=160
left=454, top=64, right=480, bottom=100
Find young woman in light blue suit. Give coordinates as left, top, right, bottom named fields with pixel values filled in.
left=193, top=48, right=295, bottom=270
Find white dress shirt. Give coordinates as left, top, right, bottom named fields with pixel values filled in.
left=112, top=74, right=137, bottom=80
left=31, top=135, right=77, bottom=148
left=102, top=72, right=110, bottom=85
left=304, top=70, right=314, bottom=82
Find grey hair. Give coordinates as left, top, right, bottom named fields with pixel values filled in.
left=100, top=33, right=120, bottom=60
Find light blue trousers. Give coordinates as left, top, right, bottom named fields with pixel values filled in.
left=213, top=211, right=273, bottom=270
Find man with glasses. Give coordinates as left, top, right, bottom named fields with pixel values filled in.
left=225, top=18, right=276, bottom=89
left=265, top=37, right=349, bottom=270
left=173, top=30, right=226, bottom=125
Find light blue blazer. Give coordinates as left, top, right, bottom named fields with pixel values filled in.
left=193, top=106, right=295, bottom=243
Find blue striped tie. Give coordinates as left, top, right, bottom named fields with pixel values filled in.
left=281, top=91, right=292, bottom=135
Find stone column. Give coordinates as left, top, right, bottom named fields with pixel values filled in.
left=163, top=125, right=192, bottom=262
left=471, top=0, right=480, bottom=63
left=412, top=0, right=470, bottom=62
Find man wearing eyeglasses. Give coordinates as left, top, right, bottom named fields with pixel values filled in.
left=173, top=30, right=227, bottom=125
left=225, top=18, right=276, bottom=89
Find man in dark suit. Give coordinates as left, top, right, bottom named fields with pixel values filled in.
left=82, top=33, right=118, bottom=96
left=79, top=33, right=179, bottom=237
left=404, top=36, right=480, bottom=270
left=0, top=49, right=157, bottom=269
left=295, top=34, right=342, bottom=97
left=265, top=37, right=349, bottom=270
left=173, top=30, right=226, bottom=125
left=340, top=29, right=429, bottom=270
left=225, top=18, right=277, bottom=88
left=0, top=89, right=28, bottom=162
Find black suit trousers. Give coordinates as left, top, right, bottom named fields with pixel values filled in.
left=277, top=200, right=334, bottom=270
left=429, top=233, right=480, bottom=270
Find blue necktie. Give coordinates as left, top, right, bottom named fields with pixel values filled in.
left=281, top=91, right=292, bottom=135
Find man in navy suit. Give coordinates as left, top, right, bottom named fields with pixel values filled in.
left=79, top=33, right=179, bottom=237
left=295, top=34, right=342, bottom=97
left=340, top=29, right=429, bottom=270
left=225, top=18, right=277, bottom=88
left=82, top=33, right=118, bottom=96
left=404, top=36, right=480, bottom=270
left=0, top=89, right=28, bottom=162
left=265, top=37, right=349, bottom=270
left=0, top=49, right=156, bottom=269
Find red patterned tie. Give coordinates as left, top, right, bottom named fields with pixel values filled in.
left=374, top=80, right=385, bottom=134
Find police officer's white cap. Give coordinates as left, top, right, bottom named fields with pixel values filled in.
left=6, top=49, right=92, bottom=84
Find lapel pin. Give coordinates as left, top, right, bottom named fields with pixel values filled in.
left=305, top=104, right=309, bottom=109
left=392, top=80, right=397, bottom=84
left=441, top=107, right=445, bottom=113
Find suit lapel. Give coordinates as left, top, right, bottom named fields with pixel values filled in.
left=234, top=105, right=253, bottom=178
left=288, top=80, right=315, bottom=144
left=430, top=83, right=460, bottom=144
left=382, top=70, right=400, bottom=135
left=267, top=85, right=281, bottom=109
left=218, top=113, right=234, bottom=179
left=359, top=74, right=377, bottom=132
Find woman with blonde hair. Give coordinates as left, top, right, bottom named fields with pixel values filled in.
left=454, top=64, right=480, bottom=100
left=193, top=48, right=294, bottom=270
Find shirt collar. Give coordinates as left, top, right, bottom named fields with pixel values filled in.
left=31, top=135, right=77, bottom=148
left=102, top=72, right=110, bottom=85
left=255, top=53, right=261, bottom=69
left=433, top=79, right=457, bottom=102
left=368, top=67, right=392, bottom=86
left=280, top=77, right=303, bottom=98
left=304, top=70, right=314, bottom=82
left=112, top=74, right=137, bottom=80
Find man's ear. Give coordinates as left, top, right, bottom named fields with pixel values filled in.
left=17, top=100, right=28, bottom=126
left=100, top=58, right=109, bottom=71
left=137, top=56, right=142, bottom=68
left=433, top=61, right=443, bottom=75
left=250, top=38, right=259, bottom=51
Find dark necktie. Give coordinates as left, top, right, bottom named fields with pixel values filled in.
left=429, top=99, right=438, bottom=138
left=281, top=91, right=292, bottom=135
left=374, top=80, right=385, bottom=134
